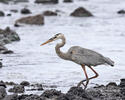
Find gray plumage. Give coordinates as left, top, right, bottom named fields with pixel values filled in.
left=54, top=34, right=114, bottom=67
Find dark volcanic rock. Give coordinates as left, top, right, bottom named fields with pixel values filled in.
left=119, top=78, right=125, bottom=87
left=70, top=7, right=93, bottom=17
left=0, top=86, right=7, bottom=99
left=22, top=94, right=43, bottom=100
left=15, top=14, right=44, bottom=25
left=20, top=81, right=30, bottom=86
left=41, top=89, right=62, bottom=99
left=43, top=10, right=57, bottom=16
left=7, top=13, right=11, bottom=16
left=3, top=94, right=18, bottom=100
left=117, top=9, right=125, bottom=14
left=8, top=85, right=25, bottom=93
left=0, top=62, right=2, bottom=68
left=36, top=84, right=44, bottom=91
left=0, top=0, right=10, bottom=4
left=0, top=45, right=13, bottom=54
left=21, top=8, right=31, bottom=14
left=67, top=87, right=92, bottom=100
left=0, top=27, right=20, bottom=54
left=0, top=11, right=5, bottom=17
left=63, top=0, right=73, bottom=3
left=87, top=82, right=122, bottom=100
left=5, top=81, right=17, bottom=85
left=0, top=81, right=6, bottom=88
left=0, top=27, right=20, bottom=45
left=35, top=0, right=58, bottom=4
left=106, top=82, right=117, bottom=87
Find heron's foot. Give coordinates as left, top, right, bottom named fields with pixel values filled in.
left=77, top=79, right=87, bottom=89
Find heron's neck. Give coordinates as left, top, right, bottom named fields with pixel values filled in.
left=55, top=36, right=69, bottom=60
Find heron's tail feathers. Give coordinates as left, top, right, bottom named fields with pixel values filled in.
left=104, top=57, right=114, bottom=67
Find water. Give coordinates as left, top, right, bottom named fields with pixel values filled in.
left=0, top=0, right=125, bottom=93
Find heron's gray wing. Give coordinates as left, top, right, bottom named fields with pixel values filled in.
left=70, top=46, right=105, bottom=66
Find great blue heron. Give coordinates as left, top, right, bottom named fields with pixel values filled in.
left=40, top=33, right=114, bottom=89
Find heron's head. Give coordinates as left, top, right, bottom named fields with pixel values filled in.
left=40, top=33, right=64, bottom=46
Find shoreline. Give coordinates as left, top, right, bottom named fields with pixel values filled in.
left=0, top=79, right=125, bottom=100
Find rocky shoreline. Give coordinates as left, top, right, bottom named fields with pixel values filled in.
left=0, top=27, right=20, bottom=67
left=0, top=79, right=125, bottom=100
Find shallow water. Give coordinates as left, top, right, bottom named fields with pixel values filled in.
left=0, top=0, right=125, bottom=93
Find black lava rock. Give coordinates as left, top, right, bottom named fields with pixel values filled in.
left=41, top=89, right=62, bottom=98
left=63, top=0, right=73, bottom=3
left=106, top=82, right=117, bottom=87
left=0, top=62, right=2, bottom=68
left=0, top=86, right=7, bottom=99
left=43, top=10, right=57, bottom=16
left=20, top=81, right=30, bottom=86
left=67, top=87, right=93, bottom=100
left=117, top=10, right=125, bottom=14
left=0, top=11, right=5, bottom=17
left=70, top=7, right=93, bottom=17
left=120, top=78, right=125, bottom=87
left=21, top=8, right=31, bottom=14
left=0, top=81, right=6, bottom=88
left=3, top=94, right=18, bottom=100
left=8, top=85, right=25, bottom=93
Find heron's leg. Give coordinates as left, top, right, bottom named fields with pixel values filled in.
left=77, top=66, right=99, bottom=87
left=88, top=66, right=99, bottom=80
left=77, top=65, right=89, bottom=89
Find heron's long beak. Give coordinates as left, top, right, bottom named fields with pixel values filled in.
left=40, top=38, right=54, bottom=46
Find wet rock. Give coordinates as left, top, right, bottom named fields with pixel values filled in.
left=63, top=0, right=73, bottom=3
left=15, top=14, right=44, bottom=25
left=20, top=81, right=30, bottom=86
left=41, top=89, right=62, bottom=99
left=43, top=10, right=57, bottom=16
left=2, top=50, right=13, bottom=54
left=57, top=93, right=84, bottom=100
left=0, top=62, right=2, bottom=68
left=21, top=8, right=31, bottom=14
left=67, top=87, right=92, bottom=100
left=0, top=27, right=20, bottom=45
left=70, top=7, right=93, bottom=17
left=0, top=27, right=20, bottom=54
left=119, top=78, right=125, bottom=87
left=0, top=81, right=6, bottom=88
left=35, top=0, right=58, bottom=4
left=0, top=11, right=5, bottom=17
left=18, top=94, right=29, bottom=100
left=5, top=81, right=17, bottom=85
left=106, top=82, right=117, bottom=87
left=8, top=85, right=25, bottom=93
left=3, top=94, right=18, bottom=100
left=0, top=0, right=9, bottom=4
left=10, top=9, right=18, bottom=13
left=117, top=9, right=125, bottom=14
left=36, top=84, right=44, bottom=91
left=0, top=45, right=13, bottom=54
left=7, top=14, right=11, bottom=16
left=0, top=86, right=7, bottom=99
left=22, top=94, right=43, bottom=100
left=120, top=87, right=125, bottom=95
left=87, top=89, right=103, bottom=99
